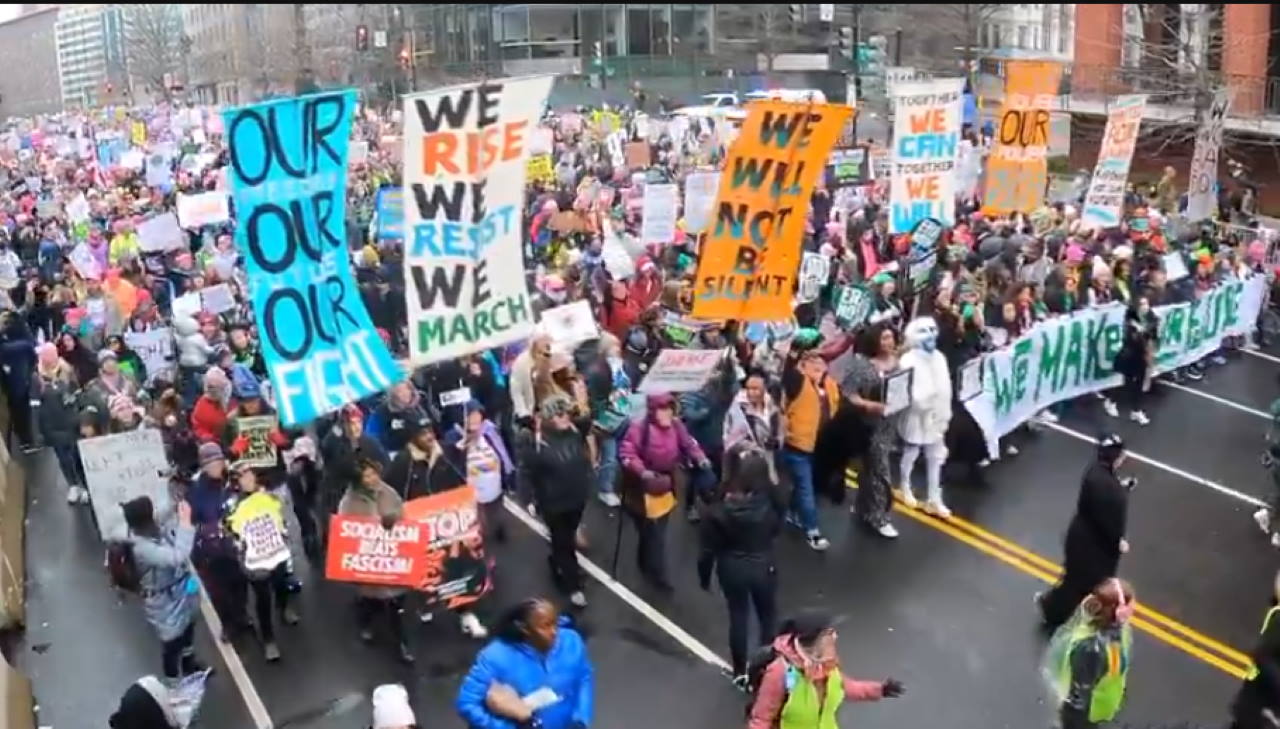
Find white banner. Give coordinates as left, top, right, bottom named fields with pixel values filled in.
left=1080, top=95, right=1147, bottom=229
left=965, top=276, right=1267, bottom=452
left=176, top=191, right=230, bottom=229
left=640, top=183, right=678, bottom=244
left=124, top=327, right=173, bottom=385
left=403, top=76, right=553, bottom=365
left=79, top=428, right=173, bottom=540
left=638, top=349, right=726, bottom=394
left=137, top=212, right=185, bottom=252
left=683, top=172, right=720, bottom=234
left=1185, top=90, right=1230, bottom=222
left=540, top=300, right=599, bottom=347
left=889, top=78, right=964, bottom=233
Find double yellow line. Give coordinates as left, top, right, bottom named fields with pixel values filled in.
left=845, top=472, right=1252, bottom=679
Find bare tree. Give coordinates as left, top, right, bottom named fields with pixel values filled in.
left=932, top=4, right=1004, bottom=75
left=122, top=4, right=184, bottom=102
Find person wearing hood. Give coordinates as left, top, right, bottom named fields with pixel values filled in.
left=173, top=315, right=213, bottom=408
left=0, top=312, right=36, bottom=448
left=1038, top=435, right=1134, bottom=630
left=678, top=344, right=737, bottom=504
left=523, top=393, right=593, bottom=607
left=367, top=381, right=429, bottom=455
left=122, top=496, right=206, bottom=682
left=109, top=675, right=179, bottom=729
left=226, top=323, right=265, bottom=377
left=699, top=445, right=786, bottom=684
left=619, top=392, right=711, bottom=591
left=35, top=342, right=86, bottom=503
left=319, top=404, right=389, bottom=535
left=81, top=348, right=142, bottom=432
left=1043, top=578, right=1136, bottom=729
left=186, top=442, right=251, bottom=640
left=446, top=401, right=515, bottom=544
left=747, top=611, right=903, bottom=729
left=455, top=598, right=593, bottom=729
left=190, top=366, right=234, bottom=444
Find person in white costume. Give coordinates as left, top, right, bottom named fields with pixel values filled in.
left=896, top=318, right=954, bottom=518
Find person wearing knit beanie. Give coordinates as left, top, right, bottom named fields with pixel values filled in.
left=371, top=684, right=416, bottom=729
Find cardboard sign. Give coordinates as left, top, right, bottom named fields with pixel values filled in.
left=325, top=514, right=432, bottom=587
left=624, top=141, right=651, bottom=170
left=137, top=212, right=185, bottom=252
left=549, top=211, right=591, bottom=234
left=797, top=252, right=830, bottom=304
left=683, top=171, right=720, bottom=234
left=172, top=292, right=203, bottom=320
left=889, top=79, right=963, bottom=233
left=403, top=488, right=490, bottom=607
left=234, top=415, right=277, bottom=468
left=200, top=283, right=236, bottom=314
left=640, top=183, right=677, bottom=244
left=835, top=285, right=872, bottom=326
left=79, top=429, right=172, bottom=540
left=124, top=328, right=173, bottom=385
left=1080, top=95, right=1147, bottom=229
left=540, top=300, right=599, bottom=346
left=982, top=61, right=1063, bottom=215
left=638, top=349, right=725, bottom=394
left=176, top=191, right=230, bottom=229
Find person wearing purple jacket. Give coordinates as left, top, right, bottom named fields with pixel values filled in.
left=619, top=393, right=712, bottom=591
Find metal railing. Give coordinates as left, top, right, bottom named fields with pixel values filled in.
left=1061, top=63, right=1280, bottom=118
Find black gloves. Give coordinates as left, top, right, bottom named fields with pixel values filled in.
left=882, top=678, right=905, bottom=698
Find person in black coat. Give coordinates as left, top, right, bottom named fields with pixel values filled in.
left=1107, top=296, right=1159, bottom=426
left=383, top=418, right=467, bottom=501
left=318, top=404, right=389, bottom=541
left=698, top=443, right=786, bottom=684
left=1038, top=434, right=1133, bottom=629
left=0, top=312, right=36, bottom=448
left=1231, top=572, right=1280, bottom=729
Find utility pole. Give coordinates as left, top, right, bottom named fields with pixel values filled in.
left=851, top=4, right=861, bottom=140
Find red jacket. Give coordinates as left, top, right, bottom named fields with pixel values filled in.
left=190, top=396, right=234, bottom=444
left=599, top=295, right=642, bottom=341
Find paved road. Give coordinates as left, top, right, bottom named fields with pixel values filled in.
left=18, top=347, right=1280, bottom=728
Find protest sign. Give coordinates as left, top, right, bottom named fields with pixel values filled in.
left=835, top=285, right=872, bottom=326
left=79, top=428, right=172, bottom=540
left=0, top=258, right=17, bottom=289
left=66, top=193, right=90, bottom=224
left=692, top=101, right=850, bottom=321
left=403, top=487, right=490, bottom=607
left=374, top=187, right=403, bottom=241
left=439, top=386, right=473, bottom=408
left=1163, top=252, right=1190, bottom=282
left=137, top=212, right=185, bottom=253
left=638, top=349, right=725, bottom=394
left=889, top=79, right=964, bottom=233
left=797, top=252, right=830, bottom=304
left=682, top=171, right=719, bottom=234
left=69, top=242, right=101, bottom=280
left=120, top=149, right=145, bottom=170
left=200, top=283, right=236, bottom=314
left=827, top=147, right=870, bottom=188
left=1186, top=90, right=1230, bottom=222
left=233, top=415, right=277, bottom=468
left=526, top=154, right=555, bottom=185
left=403, top=76, right=552, bottom=366
left=131, top=120, right=147, bottom=147
left=965, top=275, right=1266, bottom=449
left=982, top=61, right=1063, bottom=215
left=176, top=191, right=230, bottom=229
left=540, top=300, right=599, bottom=347
left=224, top=90, right=401, bottom=426
left=349, top=140, right=368, bottom=166
left=227, top=492, right=290, bottom=572
left=883, top=369, right=913, bottom=416
left=172, top=292, right=202, bottom=320
left=146, top=151, right=172, bottom=188
left=36, top=199, right=61, bottom=219
left=869, top=147, right=891, bottom=181
left=624, top=141, right=650, bottom=170
left=528, top=126, right=554, bottom=155
left=600, top=219, right=636, bottom=280
left=548, top=211, right=591, bottom=234
left=325, top=515, right=431, bottom=588
left=1080, top=95, right=1147, bottom=229
left=124, top=328, right=173, bottom=384
left=958, top=357, right=983, bottom=401
left=640, top=183, right=677, bottom=244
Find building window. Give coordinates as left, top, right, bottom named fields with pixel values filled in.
left=528, top=5, right=577, bottom=44
left=498, top=6, right=529, bottom=43
left=1016, top=24, right=1028, bottom=49
left=627, top=6, right=652, bottom=55
left=992, top=23, right=1002, bottom=48
left=671, top=5, right=712, bottom=54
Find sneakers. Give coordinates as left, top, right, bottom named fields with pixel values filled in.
left=1102, top=399, right=1119, bottom=418
left=1184, top=365, right=1205, bottom=382
left=1254, top=508, right=1272, bottom=534
left=397, top=642, right=416, bottom=665
left=1037, top=409, right=1060, bottom=424
left=896, top=488, right=919, bottom=509
left=459, top=612, right=488, bottom=639
left=1211, top=354, right=1228, bottom=366
left=1129, top=410, right=1150, bottom=426
left=569, top=591, right=588, bottom=608
left=280, top=605, right=301, bottom=626
left=264, top=642, right=281, bottom=662
left=923, top=500, right=953, bottom=519
left=598, top=492, right=622, bottom=508
left=1004, top=444, right=1019, bottom=457
left=418, top=610, right=434, bottom=625
left=806, top=531, right=830, bottom=552
left=66, top=485, right=89, bottom=504
left=731, top=674, right=751, bottom=692
left=876, top=522, right=899, bottom=539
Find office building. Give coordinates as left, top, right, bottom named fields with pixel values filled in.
left=0, top=6, right=61, bottom=116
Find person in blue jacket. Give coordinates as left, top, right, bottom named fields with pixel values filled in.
left=456, top=598, right=593, bottom=729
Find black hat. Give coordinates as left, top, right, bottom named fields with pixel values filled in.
left=120, top=496, right=154, bottom=533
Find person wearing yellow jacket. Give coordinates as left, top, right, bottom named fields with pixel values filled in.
left=226, top=463, right=297, bottom=662
left=1042, top=578, right=1135, bottom=729
left=1232, top=571, right=1280, bottom=729
left=108, top=220, right=140, bottom=266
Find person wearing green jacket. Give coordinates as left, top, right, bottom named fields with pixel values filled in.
left=1043, top=578, right=1136, bottom=729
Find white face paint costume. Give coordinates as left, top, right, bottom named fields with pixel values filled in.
left=896, top=317, right=954, bottom=517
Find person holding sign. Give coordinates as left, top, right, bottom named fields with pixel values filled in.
left=524, top=394, right=594, bottom=609
left=780, top=349, right=842, bottom=552
left=226, top=464, right=297, bottom=663
left=1102, top=297, right=1159, bottom=428
left=839, top=324, right=902, bottom=538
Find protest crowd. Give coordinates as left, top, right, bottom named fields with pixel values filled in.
left=0, top=64, right=1273, bottom=729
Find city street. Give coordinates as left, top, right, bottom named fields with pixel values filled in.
left=19, top=349, right=1280, bottom=728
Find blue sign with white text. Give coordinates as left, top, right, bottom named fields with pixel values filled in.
left=375, top=186, right=403, bottom=241
left=223, top=89, right=401, bottom=426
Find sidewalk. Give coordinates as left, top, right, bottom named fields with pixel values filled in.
left=14, top=449, right=250, bottom=728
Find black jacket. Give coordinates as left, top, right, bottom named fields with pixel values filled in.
left=319, top=431, right=389, bottom=496
left=35, top=376, right=79, bottom=446
left=384, top=442, right=467, bottom=501
left=1114, top=309, right=1159, bottom=377
left=524, top=425, right=592, bottom=516
left=697, top=487, right=786, bottom=587
left=1064, top=461, right=1128, bottom=580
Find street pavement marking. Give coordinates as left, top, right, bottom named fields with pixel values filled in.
left=196, top=580, right=274, bottom=728
left=845, top=473, right=1251, bottom=679
left=1160, top=380, right=1270, bottom=420
left=1044, top=422, right=1267, bottom=508
left=1243, top=348, right=1280, bottom=366
left=502, top=497, right=733, bottom=673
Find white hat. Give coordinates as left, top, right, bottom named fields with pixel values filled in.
left=372, top=684, right=416, bottom=729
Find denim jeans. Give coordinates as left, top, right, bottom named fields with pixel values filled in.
left=781, top=447, right=818, bottom=533
left=594, top=430, right=621, bottom=496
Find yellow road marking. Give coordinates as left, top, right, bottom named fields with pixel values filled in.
left=845, top=472, right=1250, bottom=678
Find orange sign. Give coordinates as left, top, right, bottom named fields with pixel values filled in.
left=691, top=101, right=851, bottom=321
left=324, top=513, right=430, bottom=587
left=981, top=61, right=1063, bottom=216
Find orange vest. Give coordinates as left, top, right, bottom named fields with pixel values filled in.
left=784, top=375, right=841, bottom=453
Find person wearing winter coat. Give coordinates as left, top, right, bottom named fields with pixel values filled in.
left=510, top=334, right=552, bottom=427
left=122, top=496, right=206, bottom=682
left=722, top=372, right=784, bottom=484
left=678, top=350, right=737, bottom=488
left=319, top=404, right=390, bottom=534
left=337, top=457, right=414, bottom=665
left=445, top=401, right=515, bottom=544
left=0, top=313, right=36, bottom=447
left=456, top=598, right=594, bottom=729
left=106, top=334, right=147, bottom=385
left=225, top=464, right=297, bottom=663
left=186, top=442, right=250, bottom=639
left=619, top=392, right=711, bottom=590
left=699, top=445, right=786, bottom=682
left=173, top=315, right=213, bottom=407
left=56, top=329, right=97, bottom=387
left=1104, top=297, right=1159, bottom=427
left=35, top=343, right=86, bottom=503
left=780, top=348, right=841, bottom=552
left=81, top=349, right=142, bottom=433
left=366, top=381, right=429, bottom=455
left=747, top=611, right=903, bottom=729
left=585, top=333, right=631, bottom=508
left=1231, top=572, right=1280, bottom=729
left=190, top=366, right=234, bottom=444
left=108, top=675, right=179, bottom=729
left=523, top=394, right=593, bottom=608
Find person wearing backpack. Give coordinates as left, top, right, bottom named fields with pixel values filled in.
left=121, top=495, right=206, bottom=683
left=226, top=463, right=297, bottom=663
left=747, top=611, right=904, bottom=729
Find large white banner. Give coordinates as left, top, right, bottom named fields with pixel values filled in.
left=403, top=76, right=553, bottom=365
left=1185, top=90, right=1230, bottom=222
left=889, top=78, right=964, bottom=233
left=1080, top=94, right=1147, bottom=229
left=965, top=275, right=1267, bottom=451
left=640, top=183, right=678, bottom=244
left=79, top=428, right=173, bottom=540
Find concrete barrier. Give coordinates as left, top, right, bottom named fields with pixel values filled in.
left=0, top=391, right=34, bottom=729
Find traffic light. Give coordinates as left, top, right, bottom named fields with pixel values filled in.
left=788, top=4, right=802, bottom=25
left=838, top=26, right=853, bottom=58
left=355, top=25, right=369, bottom=52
